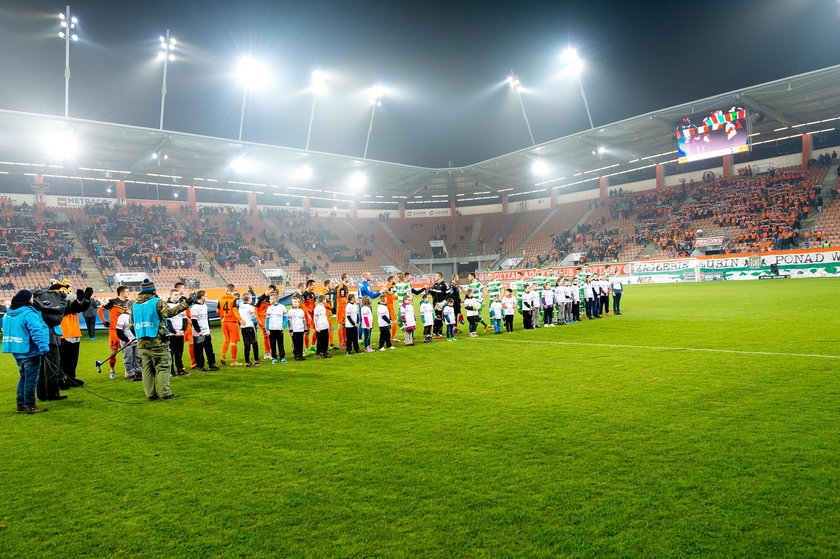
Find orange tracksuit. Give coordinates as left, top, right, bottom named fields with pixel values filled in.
left=219, top=293, right=241, bottom=362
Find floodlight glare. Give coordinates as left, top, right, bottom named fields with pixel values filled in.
left=296, top=165, right=313, bottom=181
left=310, top=69, right=327, bottom=95
left=58, top=31, right=65, bottom=39
left=349, top=171, right=367, bottom=190
left=598, top=146, right=606, bottom=154
left=58, top=13, right=65, bottom=19
left=71, top=34, right=78, bottom=41
left=237, top=56, right=268, bottom=90
left=44, top=131, right=80, bottom=160
left=531, top=159, right=550, bottom=176
left=70, top=16, right=78, bottom=24
left=230, top=156, right=253, bottom=173
left=370, top=83, right=385, bottom=105
left=507, top=75, right=521, bottom=92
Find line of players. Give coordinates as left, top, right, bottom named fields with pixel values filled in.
left=98, top=269, right=624, bottom=377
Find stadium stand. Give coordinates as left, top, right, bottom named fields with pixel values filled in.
left=0, top=200, right=91, bottom=299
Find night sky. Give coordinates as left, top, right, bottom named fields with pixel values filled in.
left=0, top=0, right=838, bottom=167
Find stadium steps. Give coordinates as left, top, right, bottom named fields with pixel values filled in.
left=466, top=215, right=483, bottom=255
left=802, top=162, right=838, bottom=232
left=343, top=220, right=404, bottom=271
left=169, top=213, right=223, bottom=288
left=68, top=231, right=110, bottom=292
left=260, top=216, right=320, bottom=274
left=378, top=221, right=413, bottom=262
left=507, top=207, right=560, bottom=260
left=573, top=202, right=598, bottom=231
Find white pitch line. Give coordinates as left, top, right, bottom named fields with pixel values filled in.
left=478, top=337, right=840, bottom=360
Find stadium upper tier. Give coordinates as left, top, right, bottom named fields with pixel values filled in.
left=1, top=65, right=840, bottom=209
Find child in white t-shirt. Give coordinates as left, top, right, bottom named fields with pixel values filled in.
left=443, top=298, right=457, bottom=341
left=377, top=300, right=394, bottom=350
left=489, top=294, right=503, bottom=335
left=115, top=307, right=141, bottom=379
left=400, top=295, right=416, bottom=346
left=265, top=293, right=287, bottom=363
left=360, top=296, right=374, bottom=352
left=462, top=289, right=481, bottom=338
left=287, top=297, right=307, bottom=360
left=419, top=294, right=434, bottom=344
left=314, top=295, right=332, bottom=359
left=238, top=293, right=260, bottom=366
left=501, top=288, right=516, bottom=333
left=344, top=294, right=361, bottom=355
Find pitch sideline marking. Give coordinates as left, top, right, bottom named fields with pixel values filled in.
left=478, top=337, right=840, bottom=360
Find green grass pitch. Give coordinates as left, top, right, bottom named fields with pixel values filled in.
left=1, top=279, right=838, bottom=558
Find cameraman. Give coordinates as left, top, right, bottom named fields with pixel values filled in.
left=2, top=290, right=50, bottom=414
left=129, top=279, right=195, bottom=402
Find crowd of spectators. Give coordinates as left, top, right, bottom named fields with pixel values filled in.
left=80, top=202, right=197, bottom=273
left=0, top=203, right=78, bottom=279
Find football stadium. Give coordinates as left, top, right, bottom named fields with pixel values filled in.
left=1, top=2, right=839, bottom=557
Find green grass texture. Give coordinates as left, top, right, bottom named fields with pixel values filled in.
left=1, top=279, right=838, bottom=558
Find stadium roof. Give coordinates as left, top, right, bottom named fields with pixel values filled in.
left=1, top=64, right=840, bottom=206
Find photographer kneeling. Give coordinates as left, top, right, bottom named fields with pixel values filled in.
left=130, top=279, right=195, bottom=402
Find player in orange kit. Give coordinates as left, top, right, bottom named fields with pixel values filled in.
left=218, top=284, right=242, bottom=366
left=382, top=275, right=400, bottom=342
left=335, top=273, right=350, bottom=348
left=98, top=285, right=130, bottom=379
left=302, top=279, right=317, bottom=354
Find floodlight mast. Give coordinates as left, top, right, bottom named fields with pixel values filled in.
left=561, top=48, right=595, bottom=129
left=363, top=84, right=384, bottom=159
left=58, top=5, right=78, bottom=118
left=508, top=71, right=535, bottom=147
left=158, top=29, right=176, bottom=130
left=305, top=70, right=325, bottom=150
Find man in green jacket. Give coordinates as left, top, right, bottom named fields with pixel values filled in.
left=130, top=279, right=195, bottom=402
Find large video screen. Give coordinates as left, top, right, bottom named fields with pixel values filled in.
left=676, top=107, right=749, bottom=163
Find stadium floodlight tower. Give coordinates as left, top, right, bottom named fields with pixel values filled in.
left=236, top=56, right=269, bottom=141
left=157, top=30, right=176, bottom=130
left=363, top=83, right=385, bottom=159
left=561, top=47, right=594, bottom=129
left=57, top=6, right=79, bottom=118
left=305, top=69, right=327, bottom=150
left=507, top=72, right=536, bottom=147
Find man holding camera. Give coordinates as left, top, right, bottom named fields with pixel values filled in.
left=129, top=279, right=195, bottom=402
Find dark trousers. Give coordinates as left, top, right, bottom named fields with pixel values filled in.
left=433, top=317, right=443, bottom=336
left=585, top=298, right=595, bottom=318
left=378, top=326, right=392, bottom=349
left=523, top=310, right=533, bottom=330
left=59, top=339, right=80, bottom=387
left=316, top=329, right=329, bottom=355
left=504, top=314, right=514, bottom=332
left=345, top=327, right=360, bottom=353
left=169, top=335, right=185, bottom=373
left=543, top=307, right=553, bottom=325
left=613, top=292, right=622, bottom=313
left=423, top=324, right=433, bottom=341
left=85, top=316, right=96, bottom=338
left=37, top=341, right=62, bottom=401
left=194, top=334, right=216, bottom=368
left=600, top=294, right=609, bottom=315
left=269, top=330, right=286, bottom=360
left=468, top=316, right=479, bottom=333
left=572, top=301, right=581, bottom=321
left=291, top=331, right=304, bottom=357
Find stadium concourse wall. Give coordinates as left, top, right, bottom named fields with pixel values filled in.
left=477, top=247, right=840, bottom=285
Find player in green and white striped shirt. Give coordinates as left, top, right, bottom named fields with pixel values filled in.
left=465, top=272, right=491, bottom=332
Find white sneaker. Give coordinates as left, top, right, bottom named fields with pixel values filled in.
left=109, top=371, right=116, bottom=380
left=263, top=353, right=271, bottom=360
left=379, top=347, right=386, bottom=351
left=388, top=346, right=395, bottom=350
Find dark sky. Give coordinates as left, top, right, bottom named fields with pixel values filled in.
left=1, top=0, right=838, bottom=167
